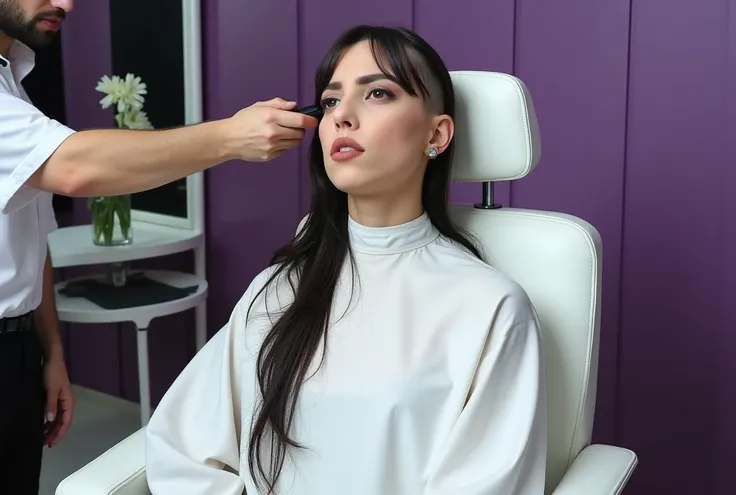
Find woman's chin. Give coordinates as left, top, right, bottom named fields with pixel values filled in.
left=327, top=167, right=375, bottom=194
left=331, top=181, right=374, bottom=196
left=329, top=178, right=382, bottom=197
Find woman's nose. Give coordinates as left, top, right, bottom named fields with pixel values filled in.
left=332, top=102, right=357, bottom=130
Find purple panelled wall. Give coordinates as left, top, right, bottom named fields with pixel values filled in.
left=711, top=1, right=736, bottom=493
left=720, top=5, right=736, bottom=494
left=618, top=1, right=734, bottom=494
left=56, top=0, right=736, bottom=493
left=202, top=0, right=301, bottom=333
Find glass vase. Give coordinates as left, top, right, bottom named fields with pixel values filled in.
left=87, top=195, right=133, bottom=246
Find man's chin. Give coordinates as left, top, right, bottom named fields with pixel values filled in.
left=17, top=30, right=57, bottom=49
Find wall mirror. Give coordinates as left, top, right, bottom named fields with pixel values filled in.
left=109, top=0, right=203, bottom=232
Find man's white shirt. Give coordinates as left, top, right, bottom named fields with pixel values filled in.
left=0, top=40, right=76, bottom=318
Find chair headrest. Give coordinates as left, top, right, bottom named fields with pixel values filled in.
left=449, top=71, right=541, bottom=182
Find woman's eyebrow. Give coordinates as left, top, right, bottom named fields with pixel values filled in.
left=324, top=73, right=394, bottom=91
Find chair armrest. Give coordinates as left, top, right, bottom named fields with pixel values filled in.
left=55, top=428, right=149, bottom=495
left=551, top=444, right=638, bottom=495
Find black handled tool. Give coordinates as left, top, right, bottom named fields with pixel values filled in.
left=294, top=104, right=324, bottom=120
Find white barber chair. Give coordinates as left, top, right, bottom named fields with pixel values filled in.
left=55, top=71, right=638, bottom=495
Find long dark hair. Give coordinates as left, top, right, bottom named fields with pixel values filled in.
left=246, top=25, right=481, bottom=494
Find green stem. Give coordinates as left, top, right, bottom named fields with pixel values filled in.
left=89, top=196, right=131, bottom=244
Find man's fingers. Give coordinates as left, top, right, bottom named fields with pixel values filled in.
left=271, top=150, right=285, bottom=160
left=45, top=391, right=58, bottom=424
left=44, top=420, right=60, bottom=446
left=268, top=124, right=305, bottom=141
left=272, top=110, right=320, bottom=130
left=47, top=402, right=73, bottom=448
left=258, top=97, right=297, bottom=110
left=274, top=139, right=304, bottom=152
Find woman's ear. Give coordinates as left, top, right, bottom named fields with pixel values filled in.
left=428, top=115, right=454, bottom=156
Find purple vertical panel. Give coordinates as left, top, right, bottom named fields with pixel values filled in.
left=203, top=1, right=301, bottom=333
left=513, top=0, right=630, bottom=446
left=413, top=0, right=515, bottom=208
left=296, top=0, right=414, bottom=212
left=60, top=4, right=112, bottom=131
left=620, top=1, right=730, bottom=493
left=716, top=3, right=736, bottom=493
left=59, top=2, right=122, bottom=397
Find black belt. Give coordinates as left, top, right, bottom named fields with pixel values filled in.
left=0, top=311, right=35, bottom=335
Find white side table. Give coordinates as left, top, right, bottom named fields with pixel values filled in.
left=49, top=222, right=209, bottom=426
left=54, top=270, right=208, bottom=426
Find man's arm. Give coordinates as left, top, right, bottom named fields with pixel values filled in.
left=29, top=120, right=229, bottom=197
left=27, top=99, right=317, bottom=198
left=34, top=248, right=63, bottom=361
left=34, top=246, right=75, bottom=448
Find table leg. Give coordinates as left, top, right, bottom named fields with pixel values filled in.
left=136, top=326, right=150, bottom=426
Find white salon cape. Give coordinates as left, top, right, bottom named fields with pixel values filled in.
left=146, top=212, right=547, bottom=495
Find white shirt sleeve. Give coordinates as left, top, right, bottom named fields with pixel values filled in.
left=0, top=90, right=76, bottom=214
left=39, top=192, right=58, bottom=236
left=423, top=293, right=548, bottom=495
left=145, top=277, right=263, bottom=495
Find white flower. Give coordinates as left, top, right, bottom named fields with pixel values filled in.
left=96, top=73, right=147, bottom=113
left=120, top=109, right=154, bottom=130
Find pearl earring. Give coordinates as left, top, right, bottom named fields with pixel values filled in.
left=427, top=147, right=439, bottom=159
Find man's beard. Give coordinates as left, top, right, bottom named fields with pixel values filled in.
left=0, top=0, right=65, bottom=49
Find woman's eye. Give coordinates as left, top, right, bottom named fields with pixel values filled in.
left=320, top=97, right=339, bottom=109
left=369, top=89, right=390, bottom=99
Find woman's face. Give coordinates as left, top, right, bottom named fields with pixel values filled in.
left=318, top=41, right=452, bottom=204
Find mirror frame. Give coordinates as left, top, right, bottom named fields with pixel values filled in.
left=129, top=0, right=204, bottom=234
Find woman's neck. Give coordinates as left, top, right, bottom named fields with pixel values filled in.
left=347, top=194, right=424, bottom=228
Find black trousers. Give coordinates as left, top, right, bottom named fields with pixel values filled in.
left=0, top=328, right=46, bottom=495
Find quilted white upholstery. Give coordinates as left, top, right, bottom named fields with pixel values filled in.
left=55, top=71, right=637, bottom=495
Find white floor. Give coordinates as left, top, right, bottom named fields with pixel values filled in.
left=40, top=385, right=142, bottom=495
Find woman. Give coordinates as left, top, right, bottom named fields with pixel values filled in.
left=146, top=25, right=547, bottom=495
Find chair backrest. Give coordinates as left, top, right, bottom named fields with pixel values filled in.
left=295, top=71, right=602, bottom=493
left=449, top=71, right=601, bottom=492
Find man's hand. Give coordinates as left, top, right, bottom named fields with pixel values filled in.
left=43, top=352, right=75, bottom=448
left=224, top=98, right=320, bottom=162
left=34, top=250, right=74, bottom=448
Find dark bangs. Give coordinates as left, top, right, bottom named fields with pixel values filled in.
left=313, top=25, right=449, bottom=114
